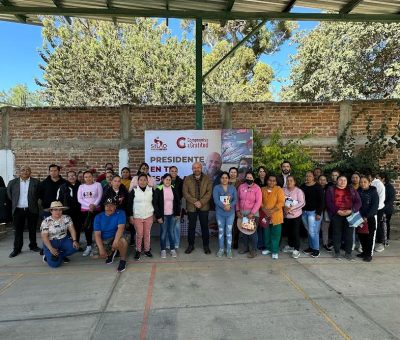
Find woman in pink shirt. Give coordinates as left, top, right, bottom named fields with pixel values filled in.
left=153, top=174, right=181, bottom=259
left=129, top=162, right=156, bottom=192
left=283, top=176, right=305, bottom=259
left=77, top=171, right=103, bottom=256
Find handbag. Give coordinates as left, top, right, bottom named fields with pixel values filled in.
left=357, top=220, right=369, bottom=234
left=346, top=211, right=363, bottom=228
left=259, top=210, right=270, bottom=229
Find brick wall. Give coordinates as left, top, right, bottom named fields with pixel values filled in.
left=1, top=100, right=399, bottom=199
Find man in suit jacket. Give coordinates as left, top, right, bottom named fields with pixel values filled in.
left=7, top=165, right=41, bottom=258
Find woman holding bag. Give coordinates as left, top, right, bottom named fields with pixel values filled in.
left=357, top=176, right=379, bottom=262
left=282, top=176, right=305, bottom=259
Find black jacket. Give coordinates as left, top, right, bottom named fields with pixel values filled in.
left=153, top=185, right=181, bottom=220
left=172, top=176, right=184, bottom=200
left=101, top=184, right=129, bottom=213
left=38, top=176, right=67, bottom=209
left=57, top=181, right=81, bottom=212
left=384, top=183, right=396, bottom=215
left=300, top=182, right=324, bottom=215
left=277, top=174, right=289, bottom=188
left=358, top=186, right=379, bottom=219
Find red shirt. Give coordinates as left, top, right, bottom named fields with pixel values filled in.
left=334, top=187, right=352, bottom=210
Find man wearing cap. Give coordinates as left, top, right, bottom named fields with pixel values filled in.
left=7, top=165, right=41, bottom=258
left=41, top=201, right=80, bottom=267
left=92, top=198, right=128, bottom=273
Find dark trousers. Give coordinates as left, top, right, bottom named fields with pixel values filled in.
left=358, top=216, right=377, bottom=257
left=66, top=209, right=82, bottom=242
left=81, top=211, right=97, bottom=246
left=376, top=208, right=385, bottom=244
left=187, top=211, right=209, bottom=247
left=257, top=224, right=265, bottom=249
left=331, top=214, right=353, bottom=255
left=284, top=216, right=301, bottom=251
left=386, top=213, right=392, bottom=240
left=12, top=208, right=38, bottom=251
left=232, top=215, right=240, bottom=249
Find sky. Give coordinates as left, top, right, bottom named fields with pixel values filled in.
left=0, top=7, right=320, bottom=101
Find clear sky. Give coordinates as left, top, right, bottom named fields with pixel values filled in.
left=0, top=7, right=320, bottom=101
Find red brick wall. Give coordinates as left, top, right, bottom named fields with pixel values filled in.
left=1, top=101, right=399, bottom=200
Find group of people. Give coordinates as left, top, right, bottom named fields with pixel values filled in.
left=2, top=159, right=396, bottom=273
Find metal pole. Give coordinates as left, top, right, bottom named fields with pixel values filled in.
left=195, top=17, right=203, bottom=130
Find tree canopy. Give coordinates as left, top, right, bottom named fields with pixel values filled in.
left=282, top=22, right=400, bottom=101
left=0, top=84, right=45, bottom=107
left=36, top=18, right=292, bottom=106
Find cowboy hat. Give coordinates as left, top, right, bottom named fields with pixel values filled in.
left=44, top=201, right=69, bottom=212
left=237, top=216, right=257, bottom=235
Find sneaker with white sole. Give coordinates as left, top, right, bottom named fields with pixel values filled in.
left=161, top=250, right=167, bottom=259
left=283, top=245, right=294, bottom=253
left=292, top=250, right=300, bottom=259
left=82, top=246, right=92, bottom=257
left=272, top=253, right=279, bottom=260
left=226, top=249, right=233, bottom=259
left=375, top=243, right=384, bottom=252
left=170, top=249, right=177, bottom=258
left=105, top=251, right=116, bottom=264
left=261, top=250, right=271, bottom=256
left=217, top=249, right=224, bottom=257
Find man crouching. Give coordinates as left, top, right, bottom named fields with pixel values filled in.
left=93, top=198, right=128, bottom=273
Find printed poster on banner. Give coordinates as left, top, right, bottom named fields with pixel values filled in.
left=145, top=129, right=253, bottom=183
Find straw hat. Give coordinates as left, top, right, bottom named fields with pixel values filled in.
left=237, top=216, right=257, bottom=235
left=45, top=201, right=69, bottom=212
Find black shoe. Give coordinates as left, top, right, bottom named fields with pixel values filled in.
left=9, top=249, right=21, bottom=258
left=311, top=250, right=320, bottom=258
left=39, top=248, right=44, bottom=255
left=134, top=251, right=141, bottom=261
left=323, top=245, right=333, bottom=252
left=30, top=246, right=42, bottom=253
left=63, top=257, right=71, bottom=264
left=185, top=245, right=194, bottom=254
left=204, top=246, right=211, bottom=254
left=356, top=253, right=365, bottom=258
left=106, top=250, right=117, bottom=264
left=363, top=256, right=372, bottom=262
left=303, top=248, right=313, bottom=255
left=238, top=248, right=249, bottom=254
left=117, top=260, right=127, bottom=273
left=144, top=251, right=153, bottom=258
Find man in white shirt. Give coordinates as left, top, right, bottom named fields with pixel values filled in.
left=370, top=173, right=386, bottom=252
left=7, top=166, right=41, bottom=258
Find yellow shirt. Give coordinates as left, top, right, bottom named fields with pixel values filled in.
left=261, top=186, right=285, bottom=226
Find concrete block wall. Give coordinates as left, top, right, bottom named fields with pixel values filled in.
left=0, top=100, right=399, bottom=199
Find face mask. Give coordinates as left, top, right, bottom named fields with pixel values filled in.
left=246, top=179, right=254, bottom=185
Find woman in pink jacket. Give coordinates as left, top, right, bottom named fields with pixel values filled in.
left=77, top=171, right=103, bottom=256
left=283, top=176, right=305, bottom=259
left=236, top=171, right=262, bottom=258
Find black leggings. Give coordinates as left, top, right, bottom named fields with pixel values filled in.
left=284, top=216, right=301, bottom=251
left=81, top=211, right=97, bottom=246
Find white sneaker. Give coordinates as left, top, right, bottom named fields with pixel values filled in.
left=82, top=246, right=92, bottom=257
left=356, top=245, right=363, bottom=253
left=283, top=245, right=294, bottom=253
left=272, top=253, right=279, bottom=260
left=161, top=250, right=167, bottom=259
left=292, top=250, right=300, bottom=259
left=170, top=249, right=177, bottom=258
left=375, top=243, right=385, bottom=252
left=262, top=250, right=271, bottom=256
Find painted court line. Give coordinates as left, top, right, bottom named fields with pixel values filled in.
left=0, top=273, right=23, bottom=296
left=281, top=271, right=351, bottom=340
left=140, top=263, right=157, bottom=340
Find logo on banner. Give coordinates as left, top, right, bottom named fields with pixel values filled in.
left=176, top=137, right=209, bottom=149
left=151, top=137, right=167, bottom=151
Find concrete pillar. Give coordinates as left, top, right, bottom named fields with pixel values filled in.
left=0, top=108, right=14, bottom=184
left=338, top=101, right=352, bottom=137
left=119, top=105, right=131, bottom=172
left=220, top=102, right=233, bottom=129
left=1, top=107, right=10, bottom=149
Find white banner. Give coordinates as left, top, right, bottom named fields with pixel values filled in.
left=145, top=130, right=222, bottom=182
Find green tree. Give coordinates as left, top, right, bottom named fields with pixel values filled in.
left=37, top=18, right=291, bottom=106
left=282, top=22, right=400, bottom=101
left=0, top=84, right=45, bottom=107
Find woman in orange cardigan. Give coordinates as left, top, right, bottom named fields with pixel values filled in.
left=261, top=174, right=285, bottom=259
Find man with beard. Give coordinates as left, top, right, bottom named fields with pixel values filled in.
left=204, top=152, right=222, bottom=184
left=277, top=161, right=291, bottom=188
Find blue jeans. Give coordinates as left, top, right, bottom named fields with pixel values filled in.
left=166, top=216, right=181, bottom=249
left=160, top=215, right=176, bottom=251
left=43, top=237, right=77, bottom=268
left=302, top=210, right=322, bottom=250
left=216, top=213, right=235, bottom=250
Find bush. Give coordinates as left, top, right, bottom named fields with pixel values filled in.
left=253, top=129, right=315, bottom=182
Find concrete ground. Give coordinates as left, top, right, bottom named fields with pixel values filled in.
left=0, top=222, right=399, bottom=340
